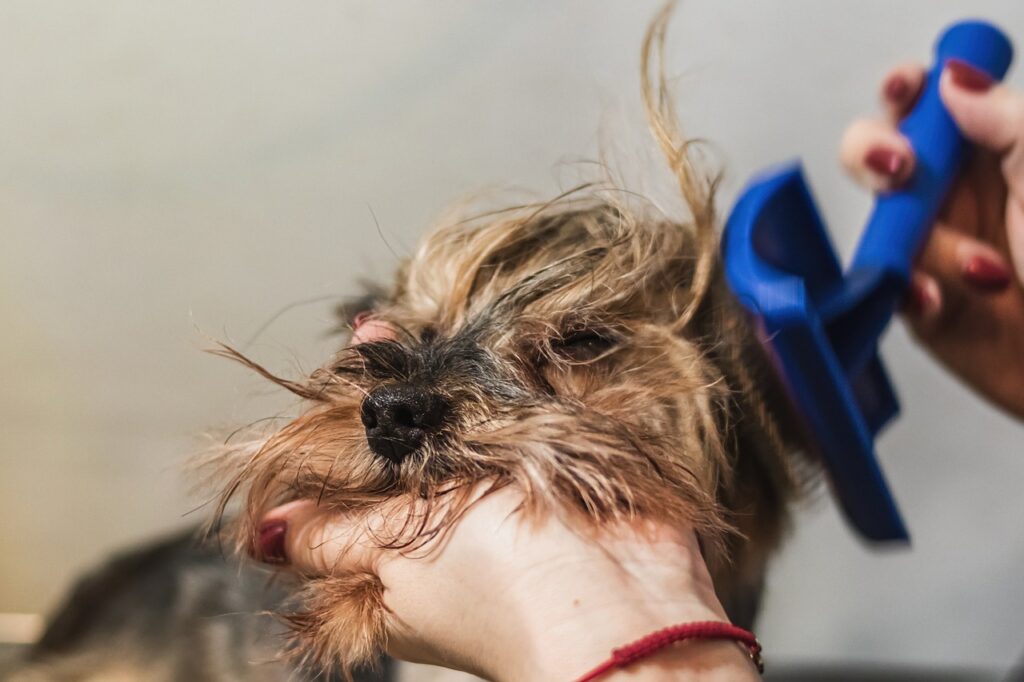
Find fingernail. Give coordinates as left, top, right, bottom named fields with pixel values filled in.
left=883, top=75, right=910, bottom=102
left=946, top=59, right=993, bottom=93
left=352, top=311, right=372, bottom=329
left=257, top=520, right=288, bottom=564
left=906, top=280, right=940, bottom=321
left=962, top=255, right=1011, bottom=292
left=865, top=146, right=904, bottom=177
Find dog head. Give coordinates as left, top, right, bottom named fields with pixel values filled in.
left=203, top=9, right=812, bottom=671
left=206, top=191, right=809, bottom=666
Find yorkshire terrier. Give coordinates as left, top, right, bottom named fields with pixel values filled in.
left=204, top=7, right=812, bottom=677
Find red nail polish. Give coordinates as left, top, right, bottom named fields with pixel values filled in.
left=883, top=75, right=909, bottom=102
left=946, top=59, right=993, bottom=93
left=353, top=311, right=372, bottom=329
left=963, top=256, right=1011, bottom=292
left=865, top=147, right=904, bottom=176
left=257, top=520, right=288, bottom=563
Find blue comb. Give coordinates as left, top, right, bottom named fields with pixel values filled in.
left=722, top=21, right=1013, bottom=542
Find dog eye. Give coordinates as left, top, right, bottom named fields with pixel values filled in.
left=552, top=330, right=616, bottom=362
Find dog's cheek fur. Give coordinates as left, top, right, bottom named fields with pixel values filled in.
left=540, top=329, right=733, bottom=495
left=208, top=391, right=394, bottom=560
left=285, top=573, right=388, bottom=678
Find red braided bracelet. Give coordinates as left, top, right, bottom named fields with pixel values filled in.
left=574, top=621, right=763, bottom=681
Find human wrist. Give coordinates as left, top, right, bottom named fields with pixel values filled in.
left=478, top=520, right=753, bottom=681
left=598, top=640, right=761, bottom=682
left=520, top=608, right=758, bottom=682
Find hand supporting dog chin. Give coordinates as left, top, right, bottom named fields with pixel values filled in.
left=256, top=488, right=760, bottom=681
left=840, top=60, right=1024, bottom=419
left=254, top=317, right=759, bottom=681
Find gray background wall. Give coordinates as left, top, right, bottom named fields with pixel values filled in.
left=2, top=0, right=1022, bottom=673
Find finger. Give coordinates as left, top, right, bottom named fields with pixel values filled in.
left=902, top=270, right=942, bottom=327
left=960, top=242, right=1015, bottom=292
left=940, top=61, right=1024, bottom=154
left=880, top=62, right=927, bottom=121
left=1010, top=210, right=1024, bottom=285
left=919, top=225, right=1013, bottom=294
left=352, top=318, right=397, bottom=345
left=904, top=226, right=962, bottom=341
left=904, top=225, right=1014, bottom=338
left=257, top=500, right=381, bottom=576
left=840, top=117, right=916, bottom=191
left=940, top=62, right=1024, bottom=286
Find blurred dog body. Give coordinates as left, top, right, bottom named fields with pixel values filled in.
left=3, top=530, right=386, bottom=682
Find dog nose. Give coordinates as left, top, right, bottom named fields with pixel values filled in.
left=360, top=384, right=447, bottom=462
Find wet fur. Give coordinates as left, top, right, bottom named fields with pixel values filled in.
left=200, top=5, right=812, bottom=676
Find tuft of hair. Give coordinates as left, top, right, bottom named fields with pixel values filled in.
left=640, top=0, right=721, bottom=332
left=284, top=574, right=388, bottom=681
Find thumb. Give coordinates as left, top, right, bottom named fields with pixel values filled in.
left=257, top=500, right=381, bottom=577
left=939, top=61, right=1023, bottom=153
left=940, top=61, right=1024, bottom=282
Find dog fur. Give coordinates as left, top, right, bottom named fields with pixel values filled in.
left=202, top=6, right=813, bottom=676
left=3, top=530, right=387, bottom=682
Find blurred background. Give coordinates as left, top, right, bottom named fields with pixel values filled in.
left=2, top=0, right=1023, bottom=678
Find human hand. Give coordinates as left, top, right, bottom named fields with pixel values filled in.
left=246, top=315, right=762, bottom=681
left=256, top=487, right=760, bottom=681
left=840, top=60, right=1024, bottom=419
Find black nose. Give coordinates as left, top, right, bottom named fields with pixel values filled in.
left=360, top=384, right=447, bottom=462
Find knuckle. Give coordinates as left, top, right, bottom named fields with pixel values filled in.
left=839, top=121, right=872, bottom=163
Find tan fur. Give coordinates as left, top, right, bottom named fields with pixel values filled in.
left=284, top=573, right=389, bottom=678
left=198, top=4, right=813, bottom=677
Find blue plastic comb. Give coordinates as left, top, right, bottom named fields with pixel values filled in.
left=722, top=21, right=1013, bottom=542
